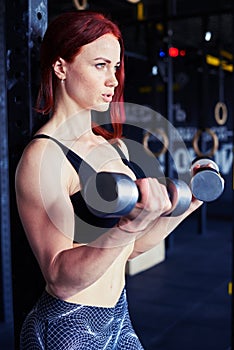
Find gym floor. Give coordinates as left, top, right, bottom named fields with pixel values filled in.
left=126, top=211, right=232, bottom=350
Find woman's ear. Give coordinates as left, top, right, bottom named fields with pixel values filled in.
left=52, top=58, right=67, bottom=80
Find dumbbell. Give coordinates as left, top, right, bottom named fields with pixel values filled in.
left=82, top=158, right=224, bottom=219
left=82, top=172, right=192, bottom=218
left=190, top=157, right=224, bottom=202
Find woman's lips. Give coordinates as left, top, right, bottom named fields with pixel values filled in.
left=102, top=94, right=113, bottom=103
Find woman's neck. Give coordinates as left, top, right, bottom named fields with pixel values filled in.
left=45, top=108, right=94, bottom=142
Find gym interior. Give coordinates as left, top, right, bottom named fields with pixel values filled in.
left=0, top=0, right=233, bottom=349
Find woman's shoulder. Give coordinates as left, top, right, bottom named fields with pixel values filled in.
left=16, top=133, right=64, bottom=180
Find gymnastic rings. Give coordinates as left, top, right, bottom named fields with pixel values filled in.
left=192, top=128, right=219, bottom=157
left=214, top=102, right=228, bottom=125
left=73, top=0, right=88, bottom=10
left=143, top=129, right=169, bottom=157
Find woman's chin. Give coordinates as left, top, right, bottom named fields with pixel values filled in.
left=92, top=103, right=110, bottom=113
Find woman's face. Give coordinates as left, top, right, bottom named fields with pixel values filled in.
left=64, top=34, right=121, bottom=112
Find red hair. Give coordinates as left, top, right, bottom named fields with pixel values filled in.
left=36, top=11, right=125, bottom=139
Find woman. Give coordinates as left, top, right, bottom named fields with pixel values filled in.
left=15, top=11, right=201, bottom=349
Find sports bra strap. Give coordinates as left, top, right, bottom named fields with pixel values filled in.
left=32, top=134, right=145, bottom=181
left=32, top=134, right=95, bottom=183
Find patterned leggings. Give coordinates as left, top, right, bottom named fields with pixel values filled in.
left=20, top=288, right=144, bottom=349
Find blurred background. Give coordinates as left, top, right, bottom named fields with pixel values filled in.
left=0, top=0, right=233, bottom=349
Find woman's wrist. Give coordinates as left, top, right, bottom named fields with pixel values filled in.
left=116, top=213, right=154, bottom=235
left=116, top=221, right=143, bottom=234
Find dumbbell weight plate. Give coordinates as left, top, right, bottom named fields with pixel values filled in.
left=190, top=158, right=225, bottom=202
left=162, top=178, right=192, bottom=217
left=190, top=168, right=224, bottom=202
left=82, top=172, right=139, bottom=218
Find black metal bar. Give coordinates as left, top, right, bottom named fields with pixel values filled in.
left=196, top=16, right=212, bottom=235
left=232, top=195, right=234, bottom=349
left=231, top=12, right=234, bottom=350
left=0, top=0, right=14, bottom=335
left=5, top=1, right=47, bottom=348
left=6, top=0, right=48, bottom=154
left=164, top=0, right=175, bottom=249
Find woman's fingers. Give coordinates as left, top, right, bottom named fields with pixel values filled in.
left=135, top=177, right=172, bottom=215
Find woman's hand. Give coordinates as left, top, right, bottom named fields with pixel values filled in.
left=114, top=177, right=203, bottom=257
left=117, top=177, right=172, bottom=234
left=129, top=196, right=203, bottom=258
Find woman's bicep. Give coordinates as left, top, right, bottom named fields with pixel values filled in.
left=15, top=145, right=75, bottom=276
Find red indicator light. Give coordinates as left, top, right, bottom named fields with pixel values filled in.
left=169, top=47, right=179, bottom=57
left=180, top=49, right=186, bottom=56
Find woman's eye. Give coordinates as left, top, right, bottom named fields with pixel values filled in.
left=115, top=64, right=121, bottom=72
left=96, top=63, right=106, bottom=69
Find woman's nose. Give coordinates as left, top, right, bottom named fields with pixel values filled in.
left=106, top=71, right=118, bottom=87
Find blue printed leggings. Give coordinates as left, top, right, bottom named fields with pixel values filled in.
left=20, top=288, right=144, bottom=349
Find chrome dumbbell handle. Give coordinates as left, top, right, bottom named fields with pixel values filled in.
left=162, top=178, right=192, bottom=216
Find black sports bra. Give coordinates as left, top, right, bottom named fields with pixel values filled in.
left=32, top=134, right=145, bottom=243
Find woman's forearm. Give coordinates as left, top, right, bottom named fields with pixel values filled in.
left=130, top=199, right=203, bottom=258
left=46, top=226, right=136, bottom=299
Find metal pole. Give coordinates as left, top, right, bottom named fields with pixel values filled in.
left=164, top=0, right=175, bottom=249
left=231, top=10, right=234, bottom=350
left=5, top=1, right=47, bottom=348
left=0, top=1, right=14, bottom=342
